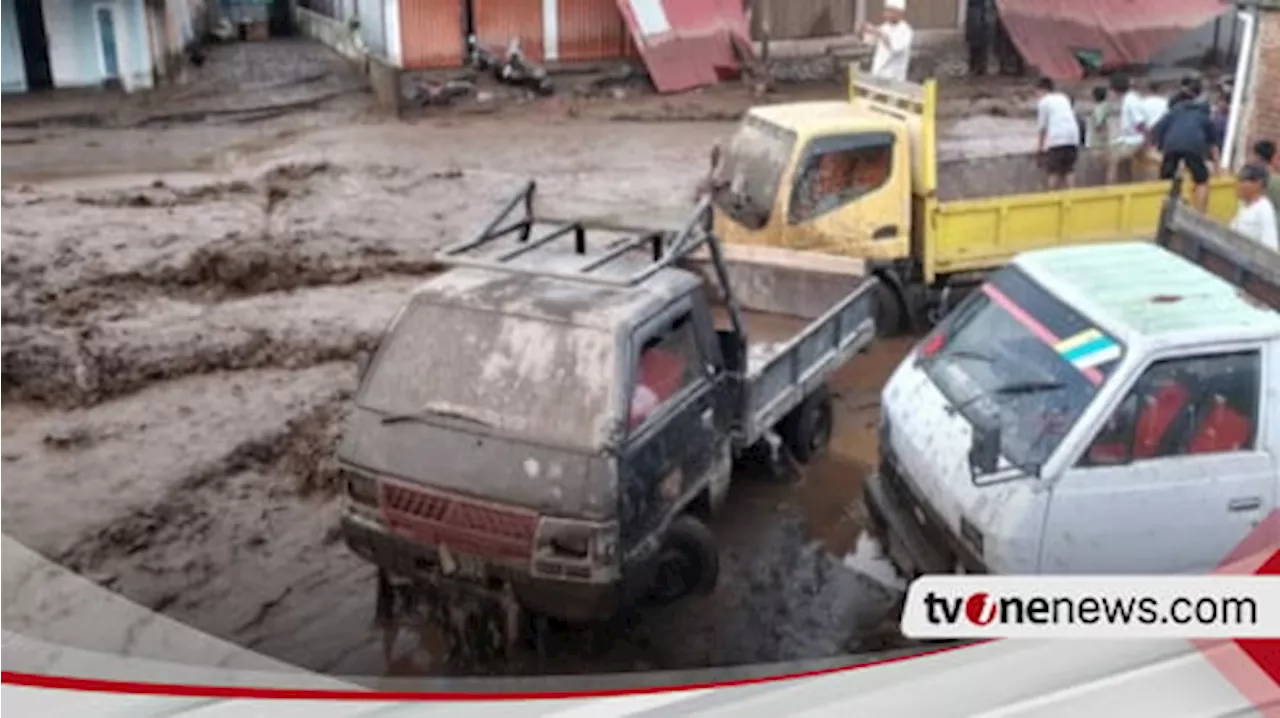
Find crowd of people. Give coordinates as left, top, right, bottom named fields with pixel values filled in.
left=1035, top=74, right=1278, bottom=250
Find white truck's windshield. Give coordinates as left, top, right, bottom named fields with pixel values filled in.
left=712, top=115, right=796, bottom=229
left=920, top=268, right=1125, bottom=472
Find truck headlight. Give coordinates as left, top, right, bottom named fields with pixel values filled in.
left=535, top=518, right=618, bottom=564
left=343, top=470, right=379, bottom=507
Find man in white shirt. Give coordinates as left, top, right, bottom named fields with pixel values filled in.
left=1035, top=77, right=1082, bottom=189
left=1107, top=74, right=1150, bottom=183
left=1230, top=164, right=1279, bottom=252
left=861, top=0, right=913, bottom=82
left=1141, top=79, right=1170, bottom=130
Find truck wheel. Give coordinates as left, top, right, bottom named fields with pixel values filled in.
left=649, top=515, right=719, bottom=605
left=874, top=280, right=905, bottom=337
left=781, top=386, right=834, bottom=465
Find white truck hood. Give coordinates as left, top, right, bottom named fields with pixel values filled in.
left=881, top=353, right=1047, bottom=572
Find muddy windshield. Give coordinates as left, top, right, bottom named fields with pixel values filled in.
left=712, top=115, right=796, bottom=229
left=919, top=268, right=1124, bottom=473
left=357, top=298, right=618, bottom=448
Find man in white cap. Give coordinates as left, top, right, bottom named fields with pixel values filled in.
left=860, top=0, right=914, bottom=82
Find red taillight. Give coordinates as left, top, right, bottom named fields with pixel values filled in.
left=921, top=332, right=946, bottom=358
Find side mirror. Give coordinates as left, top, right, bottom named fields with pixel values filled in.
left=968, top=423, right=1001, bottom=480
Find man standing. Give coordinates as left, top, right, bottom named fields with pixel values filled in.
left=1230, top=164, right=1278, bottom=251
left=964, top=0, right=991, bottom=77
left=1150, top=80, right=1218, bottom=213
left=1254, top=140, right=1280, bottom=222
left=1036, top=78, right=1082, bottom=190
left=861, top=0, right=914, bottom=82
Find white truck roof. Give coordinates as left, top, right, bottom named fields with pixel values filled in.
left=1013, top=242, right=1280, bottom=349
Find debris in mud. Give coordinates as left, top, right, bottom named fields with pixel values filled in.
left=42, top=424, right=98, bottom=451
left=842, top=531, right=907, bottom=594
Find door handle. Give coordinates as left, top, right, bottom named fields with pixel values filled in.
left=872, top=225, right=899, bottom=240
left=1228, top=497, right=1262, bottom=512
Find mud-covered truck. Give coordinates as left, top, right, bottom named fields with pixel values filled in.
left=336, top=182, right=877, bottom=656
left=708, top=72, right=1239, bottom=334
left=867, top=182, right=1280, bottom=577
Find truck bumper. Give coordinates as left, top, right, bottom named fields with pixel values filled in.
left=864, top=467, right=988, bottom=577
left=341, top=513, right=623, bottom=624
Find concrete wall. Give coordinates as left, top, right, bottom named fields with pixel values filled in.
left=295, top=4, right=364, bottom=61
left=43, top=0, right=155, bottom=91
left=1, top=0, right=27, bottom=92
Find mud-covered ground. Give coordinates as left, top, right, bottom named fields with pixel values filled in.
left=2, top=54, right=1038, bottom=676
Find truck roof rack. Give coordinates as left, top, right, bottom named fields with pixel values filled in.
left=1157, top=179, right=1280, bottom=310
left=435, top=180, right=718, bottom=289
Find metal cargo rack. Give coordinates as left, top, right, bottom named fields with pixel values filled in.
left=436, top=180, right=729, bottom=290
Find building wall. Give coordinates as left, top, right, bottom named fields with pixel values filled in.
left=43, top=0, right=154, bottom=90
left=1, top=0, right=28, bottom=92
left=1247, top=8, right=1280, bottom=151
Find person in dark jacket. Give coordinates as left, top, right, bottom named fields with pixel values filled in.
left=1151, top=81, right=1219, bottom=212
left=965, top=0, right=991, bottom=77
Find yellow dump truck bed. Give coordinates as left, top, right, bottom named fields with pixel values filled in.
left=922, top=174, right=1238, bottom=283
left=850, top=72, right=1239, bottom=285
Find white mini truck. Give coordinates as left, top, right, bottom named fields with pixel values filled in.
left=867, top=185, right=1280, bottom=575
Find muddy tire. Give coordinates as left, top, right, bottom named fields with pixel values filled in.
left=874, top=281, right=905, bottom=337
left=780, top=385, right=834, bottom=465
left=649, top=515, right=719, bottom=605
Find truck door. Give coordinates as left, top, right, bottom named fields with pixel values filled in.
left=783, top=130, right=911, bottom=263
left=618, top=302, right=728, bottom=555
left=1041, top=348, right=1274, bottom=573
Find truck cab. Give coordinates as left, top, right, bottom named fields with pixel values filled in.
left=867, top=193, right=1280, bottom=575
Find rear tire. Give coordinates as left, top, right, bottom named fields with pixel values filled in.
left=780, top=385, right=834, bottom=465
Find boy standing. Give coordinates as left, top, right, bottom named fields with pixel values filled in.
left=1108, top=75, right=1148, bottom=182
left=1230, top=164, right=1279, bottom=251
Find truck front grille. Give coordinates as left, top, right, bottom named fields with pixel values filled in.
left=379, top=481, right=537, bottom=561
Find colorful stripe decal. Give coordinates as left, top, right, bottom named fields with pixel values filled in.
left=982, top=284, right=1105, bottom=385
left=1056, top=328, right=1122, bottom=372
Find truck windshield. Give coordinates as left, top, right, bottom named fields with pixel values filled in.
left=356, top=299, right=617, bottom=448
left=920, top=268, right=1125, bottom=473
left=712, top=115, right=796, bottom=229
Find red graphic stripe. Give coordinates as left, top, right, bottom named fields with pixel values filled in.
left=1, top=642, right=982, bottom=701
left=981, top=284, right=1104, bottom=385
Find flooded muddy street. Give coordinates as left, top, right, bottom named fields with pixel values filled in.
left=1, top=97, right=992, bottom=676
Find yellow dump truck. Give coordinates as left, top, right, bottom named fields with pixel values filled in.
left=707, top=71, right=1238, bottom=334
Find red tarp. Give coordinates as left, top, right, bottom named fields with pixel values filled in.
left=995, top=0, right=1231, bottom=80
left=615, top=0, right=753, bottom=93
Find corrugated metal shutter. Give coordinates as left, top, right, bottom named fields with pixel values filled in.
left=358, top=0, right=387, bottom=54
left=399, top=0, right=466, bottom=68
left=765, top=0, right=854, bottom=40
left=473, top=0, right=545, bottom=61
left=556, top=0, right=631, bottom=61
